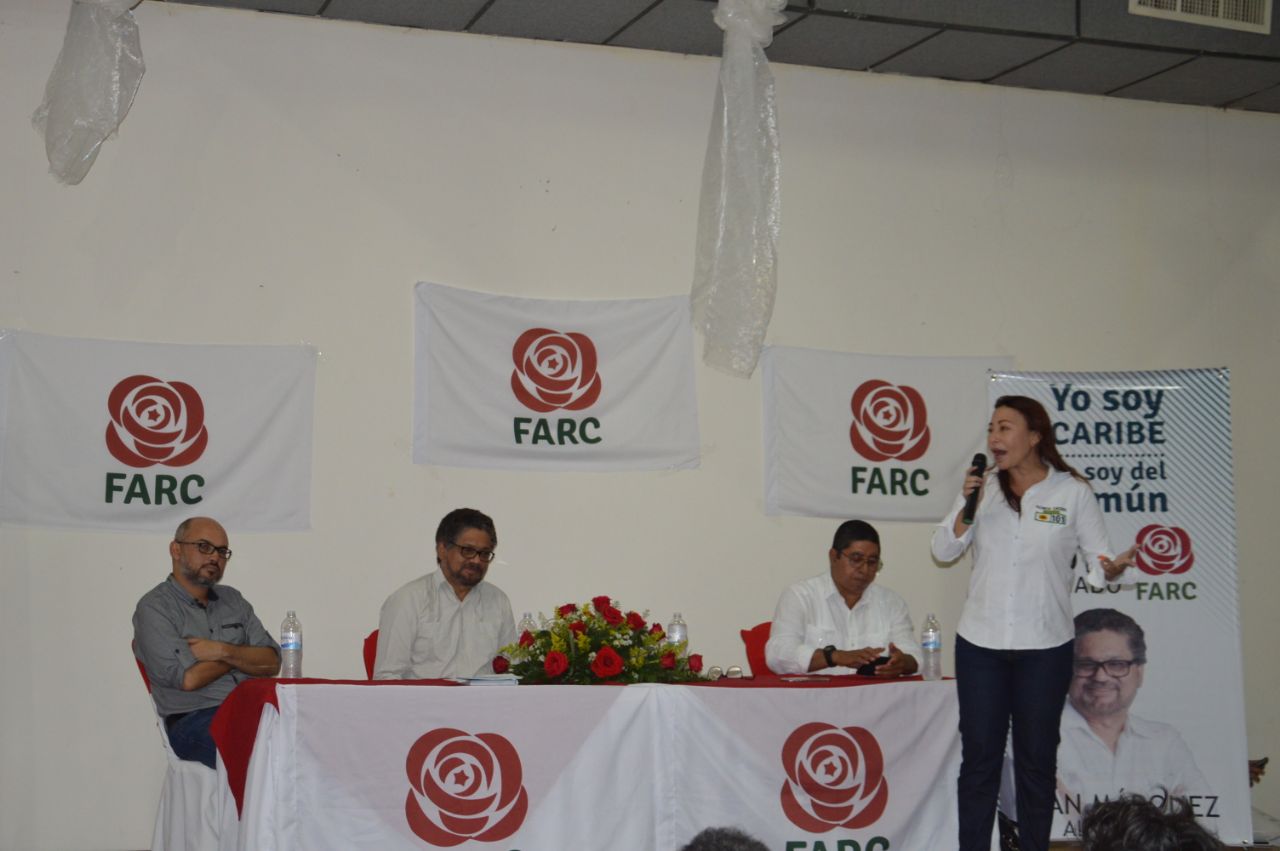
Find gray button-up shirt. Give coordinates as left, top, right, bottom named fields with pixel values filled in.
left=133, top=575, right=280, bottom=716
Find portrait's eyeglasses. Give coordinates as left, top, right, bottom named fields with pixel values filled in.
left=176, top=540, right=233, bottom=560
left=1073, top=658, right=1141, bottom=678
left=446, top=541, right=496, bottom=563
left=839, top=552, right=883, bottom=571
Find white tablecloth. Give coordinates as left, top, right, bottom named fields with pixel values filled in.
left=216, top=679, right=961, bottom=851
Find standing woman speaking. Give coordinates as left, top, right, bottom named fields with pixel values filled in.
left=932, top=395, right=1134, bottom=851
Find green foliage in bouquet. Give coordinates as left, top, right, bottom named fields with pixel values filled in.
left=494, top=596, right=705, bottom=684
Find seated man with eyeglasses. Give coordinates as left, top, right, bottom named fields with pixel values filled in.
left=764, top=520, right=920, bottom=677
left=133, top=516, right=281, bottom=768
left=1057, top=608, right=1207, bottom=806
left=374, top=507, right=516, bottom=680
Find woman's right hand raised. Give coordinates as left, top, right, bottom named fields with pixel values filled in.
left=960, top=464, right=986, bottom=500
left=952, top=464, right=987, bottom=537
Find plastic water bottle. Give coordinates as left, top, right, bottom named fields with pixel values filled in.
left=921, top=613, right=942, bottom=681
left=280, top=610, right=303, bottom=678
left=666, top=612, right=688, bottom=648
left=517, top=612, right=538, bottom=636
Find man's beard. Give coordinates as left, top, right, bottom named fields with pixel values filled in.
left=185, top=562, right=222, bottom=588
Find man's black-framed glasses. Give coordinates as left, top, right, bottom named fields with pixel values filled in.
left=1074, top=658, right=1141, bottom=678
left=176, top=540, right=233, bottom=560
left=839, top=551, right=883, bottom=571
left=446, top=541, right=496, bottom=563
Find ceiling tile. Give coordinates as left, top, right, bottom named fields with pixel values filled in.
left=472, top=0, right=656, bottom=43
left=180, top=0, right=326, bottom=12
left=812, top=0, right=1075, bottom=36
left=611, top=0, right=800, bottom=57
left=1231, top=84, right=1280, bottom=113
left=323, top=0, right=489, bottom=32
left=1081, top=3, right=1280, bottom=59
left=1112, top=55, right=1280, bottom=106
left=768, top=15, right=938, bottom=72
left=875, top=29, right=1067, bottom=82
left=993, top=42, right=1190, bottom=95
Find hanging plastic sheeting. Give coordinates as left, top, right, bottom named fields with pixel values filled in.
left=690, top=0, right=785, bottom=379
left=32, top=0, right=145, bottom=185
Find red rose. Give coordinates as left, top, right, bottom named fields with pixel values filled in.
left=105, top=375, right=209, bottom=468
left=590, top=646, right=624, bottom=679
left=660, top=652, right=676, bottom=670
left=649, top=623, right=665, bottom=639
left=849, top=379, right=931, bottom=462
left=1134, top=524, right=1195, bottom=575
left=491, top=656, right=510, bottom=674
left=780, top=723, right=889, bottom=832
left=544, top=651, right=569, bottom=678
left=687, top=654, right=703, bottom=674
left=626, top=611, right=646, bottom=631
left=591, top=595, right=612, bottom=613
left=601, top=606, right=624, bottom=627
left=518, top=631, right=535, bottom=647
left=568, top=620, right=587, bottom=635
left=557, top=603, right=578, bottom=617
left=510, top=328, right=602, bottom=413
left=404, top=727, right=528, bottom=845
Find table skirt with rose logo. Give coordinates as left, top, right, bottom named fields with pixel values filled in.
left=209, top=677, right=961, bottom=850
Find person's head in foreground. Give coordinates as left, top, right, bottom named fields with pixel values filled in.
left=679, top=826, right=769, bottom=851
left=1081, top=793, right=1223, bottom=851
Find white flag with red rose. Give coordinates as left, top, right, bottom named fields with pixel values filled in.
left=413, top=283, right=700, bottom=472
left=762, top=346, right=1012, bottom=521
left=0, top=329, right=316, bottom=532
left=988, top=370, right=1250, bottom=843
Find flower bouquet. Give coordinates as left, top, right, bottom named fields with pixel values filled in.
left=494, top=595, right=704, bottom=684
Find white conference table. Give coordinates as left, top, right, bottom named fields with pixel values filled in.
left=211, top=676, right=961, bottom=851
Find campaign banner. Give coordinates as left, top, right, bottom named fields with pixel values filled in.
left=990, top=370, right=1249, bottom=843
left=413, top=283, right=700, bottom=472
left=0, top=330, right=316, bottom=532
left=762, top=347, right=1012, bottom=520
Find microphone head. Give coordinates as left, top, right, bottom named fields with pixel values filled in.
left=971, top=453, right=987, bottom=475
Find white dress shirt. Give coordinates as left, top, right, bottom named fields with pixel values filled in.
left=1057, top=701, right=1209, bottom=802
left=374, top=568, right=516, bottom=679
left=932, top=469, right=1131, bottom=650
left=765, top=575, right=922, bottom=674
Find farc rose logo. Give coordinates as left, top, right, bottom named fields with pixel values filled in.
left=849, top=380, right=930, bottom=462
left=404, top=727, right=528, bottom=847
left=510, top=328, right=602, bottom=413
left=1134, top=524, right=1195, bottom=576
left=105, top=375, right=209, bottom=468
left=780, top=722, right=889, bottom=833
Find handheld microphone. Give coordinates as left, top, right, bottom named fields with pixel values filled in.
left=961, top=453, right=987, bottom=525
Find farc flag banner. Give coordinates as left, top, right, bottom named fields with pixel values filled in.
left=989, top=370, right=1249, bottom=844
left=414, top=283, right=700, bottom=472
left=762, top=347, right=1012, bottom=520
left=0, top=330, right=316, bottom=532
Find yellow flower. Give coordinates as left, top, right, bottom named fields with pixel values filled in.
left=576, top=633, right=591, bottom=652
left=550, top=634, right=567, bottom=653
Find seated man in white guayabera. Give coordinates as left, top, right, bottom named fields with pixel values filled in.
left=133, top=516, right=281, bottom=768
left=375, top=507, right=516, bottom=679
left=765, top=519, right=920, bottom=677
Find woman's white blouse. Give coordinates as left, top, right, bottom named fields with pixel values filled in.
left=932, top=469, right=1124, bottom=650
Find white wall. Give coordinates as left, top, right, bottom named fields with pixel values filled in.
left=1, top=2, right=1278, bottom=848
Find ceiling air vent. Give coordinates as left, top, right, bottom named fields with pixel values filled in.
left=1130, top=0, right=1272, bottom=33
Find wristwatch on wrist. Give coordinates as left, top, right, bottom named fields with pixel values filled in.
left=822, top=645, right=836, bottom=668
